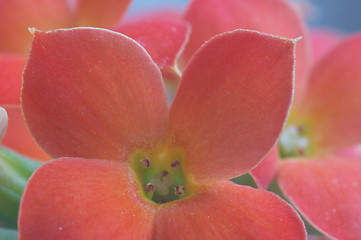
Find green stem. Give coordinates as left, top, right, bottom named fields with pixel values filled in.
left=0, top=146, right=41, bottom=228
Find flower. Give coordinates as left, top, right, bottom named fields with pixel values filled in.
left=19, top=27, right=305, bottom=239
left=275, top=32, right=361, bottom=240
left=0, top=0, right=189, bottom=160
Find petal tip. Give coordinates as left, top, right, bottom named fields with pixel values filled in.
left=28, top=27, right=38, bottom=35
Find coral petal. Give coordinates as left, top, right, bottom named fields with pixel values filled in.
left=250, top=146, right=280, bottom=189
left=2, top=107, right=50, bottom=161
left=169, top=30, right=295, bottom=183
left=22, top=28, right=168, bottom=160
left=279, top=159, right=361, bottom=240
left=0, top=0, right=71, bottom=53
left=155, top=182, right=306, bottom=240
left=19, top=158, right=156, bottom=240
left=114, top=18, right=190, bottom=69
left=301, top=34, right=361, bottom=151
left=73, top=0, right=132, bottom=27
left=0, top=54, right=27, bottom=105
left=183, top=0, right=310, bottom=104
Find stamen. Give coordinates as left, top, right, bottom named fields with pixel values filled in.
left=297, top=125, right=306, bottom=134
left=140, top=158, right=150, bottom=168
left=162, top=171, right=169, bottom=177
left=297, top=149, right=305, bottom=156
left=174, top=185, right=185, bottom=195
left=145, top=183, right=155, bottom=192
left=170, top=159, right=180, bottom=168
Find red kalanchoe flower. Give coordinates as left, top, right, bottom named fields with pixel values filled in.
left=19, top=28, right=305, bottom=239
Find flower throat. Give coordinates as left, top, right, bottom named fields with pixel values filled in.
left=130, top=147, right=192, bottom=204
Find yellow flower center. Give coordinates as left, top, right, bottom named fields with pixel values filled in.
left=130, top=146, right=194, bottom=204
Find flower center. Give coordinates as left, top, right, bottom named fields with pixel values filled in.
left=279, top=125, right=310, bottom=158
left=130, top=147, right=193, bottom=204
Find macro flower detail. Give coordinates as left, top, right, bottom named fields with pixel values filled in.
left=19, top=28, right=305, bottom=239
left=276, top=33, right=361, bottom=240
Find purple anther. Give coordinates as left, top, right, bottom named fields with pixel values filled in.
left=297, top=125, right=306, bottom=134
left=174, top=185, right=185, bottom=195
left=145, top=183, right=155, bottom=192
left=162, top=171, right=169, bottom=177
left=171, top=159, right=180, bottom=168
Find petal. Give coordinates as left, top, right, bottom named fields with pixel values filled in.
left=155, top=182, right=306, bottom=240
left=19, top=158, right=156, bottom=240
left=0, top=107, right=8, bottom=142
left=73, top=0, right=132, bottom=27
left=334, top=145, right=361, bottom=161
left=299, top=33, right=361, bottom=151
left=22, top=28, right=168, bottom=160
left=250, top=146, right=280, bottom=189
left=310, top=28, right=343, bottom=64
left=0, top=54, right=27, bottom=105
left=182, top=0, right=311, bottom=104
left=2, top=107, right=50, bottom=161
left=114, top=17, right=190, bottom=69
left=278, top=159, right=361, bottom=240
left=0, top=0, right=72, bottom=53
left=168, top=30, right=295, bottom=183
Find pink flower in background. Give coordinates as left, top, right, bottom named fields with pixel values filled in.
left=18, top=27, right=305, bottom=239
left=276, top=33, right=361, bottom=240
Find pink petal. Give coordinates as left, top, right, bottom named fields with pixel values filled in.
left=72, top=0, right=132, bottom=27
left=182, top=0, right=311, bottom=105
left=2, top=107, right=50, bottom=161
left=278, top=158, right=361, bottom=240
left=0, top=107, right=8, bottom=141
left=250, top=146, right=280, bottom=189
left=114, top=17, right=190, bottom=69
left=155, top=181, right=306, bottom=240
left=0, top=54, right=27, bottom=105
left=168, top=30, right=295, bottom=183
left=19, top=158, right=156, bottom=239
left=310, top=28, right=343, bottom=64
left=300, top=33, right=361, bottom=151
left=0, top=0, right=72, bottom=53
left=22, top=28, right=168, bottom=160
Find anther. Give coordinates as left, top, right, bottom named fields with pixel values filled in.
left=297, top=125, right=306, bottom=134
left=145, top=183, right=155, bottom=192
left=162, top=171, right=169, bottom=177
left=170, top=159, right=180, bottom=168
left=297, top=149, right=305, bottom=156
left=140, top=158, right=150, bottom=168
left=174, top=185, right=185, bottom=195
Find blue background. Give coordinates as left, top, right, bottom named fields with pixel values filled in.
left=126, top=0, right=361, bottom=33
